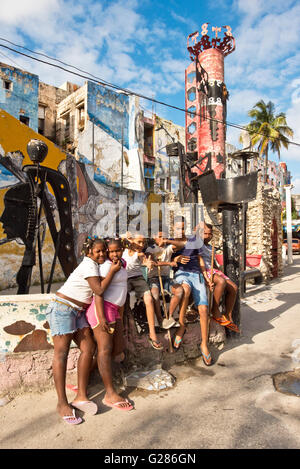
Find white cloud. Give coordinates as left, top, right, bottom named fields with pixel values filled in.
left=291, top=178, right=300, bottom=193
left=0, top=0, right=60, bottom=24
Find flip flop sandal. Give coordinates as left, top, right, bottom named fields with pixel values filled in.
left=62, top=409, right=83, bottom=425
left=148, top=337, right=164, bottom=350
left=173, top=330, right=186, bottom=350
left=71, top=400, right=98, bottom=415
left=226, top=322, right=240, bottom=333
left=102, top=398, right=134, bottom=411
left=201, top=349, right=213, bottom=367
left=213, top=316, right=231, bottom=327
left=66, top=384, right=78, bottom=392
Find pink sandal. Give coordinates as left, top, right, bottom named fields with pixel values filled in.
left=102, top=397, right=133, bottom=411
left=62, top=409, right=82, bottom=425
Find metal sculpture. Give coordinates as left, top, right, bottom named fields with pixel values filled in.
left=197, top=169, right=258, bottom=331
left=185, top=24, right=235, bottom=180
left=0, top=139, right=77, bottom=294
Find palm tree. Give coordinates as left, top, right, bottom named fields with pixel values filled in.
left=241, top=100, right=294, bottom=181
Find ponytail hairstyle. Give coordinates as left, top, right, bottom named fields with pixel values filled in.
left=106, top=237, right=124, bottom=249
left=81, top=235, right=107, bottom=256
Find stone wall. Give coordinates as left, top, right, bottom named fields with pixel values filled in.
left=247, top=182, right=283, bottom=280
left=0, top=293, right=225, bottom=396
left=201, top=182, right=283, bottom=281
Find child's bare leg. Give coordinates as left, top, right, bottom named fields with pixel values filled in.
left=143, top=291, right=162, bottom=345
left=176, top=283, right=191, bottom=338
left=224, top=278, right=238, bottom=322
left=212, top=274, right=227, bottom=318
left=151, top=285, right=163, bottom=324
left=198, top=305, right=212, bottom=365
left=72, top=326, right=95, bottom=403
left=93, top=325, right=129, bottom=406
left=169, top=284, right=183, bottom=318
left=52, top=333, right=75, bottom=418
left=112, top=319, right=125, bottom=362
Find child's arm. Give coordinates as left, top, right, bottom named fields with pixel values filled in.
left=156, top=237, right=186, bottom=251
left=198, top=255, right=214, bottom=291
left=87, top=261, right=121, bottom=296
left=138, top=252, right=155, bottom=271
left=94, top=294, right=110, bottom=333
left=156, top=260, right=178, bottom=267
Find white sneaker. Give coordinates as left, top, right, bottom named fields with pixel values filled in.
left=161, top=318, right=177, bottom=329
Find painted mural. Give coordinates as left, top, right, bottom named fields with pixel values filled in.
left=77, top=85, right=145, bottom=191
left=0, top=109, right=151, bottom=293
left=0, top=63, right=39, bottom=132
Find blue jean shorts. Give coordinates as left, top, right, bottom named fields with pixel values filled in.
left=174, top=270, right=208, bottom=306
left=148, top=276, right=173, bottom=293
left=46, top=299, right=90, bottom=337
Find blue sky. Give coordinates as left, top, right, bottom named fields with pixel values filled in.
left=0, top=0, right=299, bottom=192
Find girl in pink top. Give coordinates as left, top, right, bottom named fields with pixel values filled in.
left=86, top=238, right=133, bottom=411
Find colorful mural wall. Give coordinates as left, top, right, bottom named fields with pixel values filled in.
left=0, top=109, right=150, bottom=292
left=0, top=63, right=39, bottom=132
left=75, top=84, right=145, bottom=191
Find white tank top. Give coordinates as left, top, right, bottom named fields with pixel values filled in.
left=122, top=249, right=143, bottom=278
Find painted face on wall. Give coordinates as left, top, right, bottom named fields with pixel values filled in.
left=0, top=183, right=32, bottom=242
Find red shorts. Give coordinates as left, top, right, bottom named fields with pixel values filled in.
left=206, top=269, right=229, bottom=280
left=85, top=298, right=120, bottom=329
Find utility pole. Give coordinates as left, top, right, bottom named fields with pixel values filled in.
left=284, top=184, right=294, bottom=265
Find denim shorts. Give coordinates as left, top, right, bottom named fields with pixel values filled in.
left=46, top=299, right=90, bottom=336
left=174, top=270, right=208, bottom=306
left=148, top=276, right=173, bottom=293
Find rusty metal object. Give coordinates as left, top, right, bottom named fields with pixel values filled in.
left=187, top=24, right=235, bottom=60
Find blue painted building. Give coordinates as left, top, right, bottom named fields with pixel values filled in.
left=87, top=81, right=129, bottom=148
left=0, top=63, right=39, bottom=132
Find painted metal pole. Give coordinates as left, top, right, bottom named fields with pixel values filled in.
left=121, top=124, right=124, bottom=189
left=285, top=184, right=293, bottom=265
left=222, top=204, right=240, bottom=332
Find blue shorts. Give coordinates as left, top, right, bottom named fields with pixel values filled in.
left=148, top=276, right=173, bottom=293
left=174, top=270, right=208, bottom=306
left=46, top=298, right=90, bottom=337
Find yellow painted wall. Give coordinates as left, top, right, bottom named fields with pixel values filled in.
left=0, top=109, right=67, bottom=291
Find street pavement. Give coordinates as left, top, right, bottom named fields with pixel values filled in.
left=0, top=258, right=300, bottom=450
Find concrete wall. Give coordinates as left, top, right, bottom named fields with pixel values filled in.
left=0, top=293, right=225, bottom=396
left=153, top=116, right=185, bottom=196
left=38, top=82, right=70, bottom=142
left=0, top=63, right=39, bottom=132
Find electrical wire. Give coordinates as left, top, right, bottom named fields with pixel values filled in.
left=0, top=38, right=299, bottom=149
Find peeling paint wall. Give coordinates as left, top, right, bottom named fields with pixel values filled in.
left=0, top=294, right=54, bottom=355
left=153, top=116, right=185, bottom=196
left=0, top=63, right=39, bottom=132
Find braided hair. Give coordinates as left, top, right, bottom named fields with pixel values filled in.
left=81, top=235, right=107, bottom=256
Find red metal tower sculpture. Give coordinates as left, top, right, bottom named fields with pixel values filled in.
left=185, top=24, right=235, bottom=179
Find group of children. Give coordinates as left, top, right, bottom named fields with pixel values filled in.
left=46, top=217, right=239, bottom=425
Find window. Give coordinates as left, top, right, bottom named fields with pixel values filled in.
left=144, top=163, right=155, bottom=192
left=3, top=79, right=12, bottom=91
left=38, top=105, right=46, bottom=135
left=77, top=103, right=85, bottom=130
left=187, top=87, right=196, bottom=102
left=159, top=178, right=166, bottom=191
left=187, top=122, right=196, bottom=135
left=187, top=71, right=196, bottom=84
left=187, top=138, right=197, bottom=151
left=144, top=123, right=154, bottom=157
left=187, top=106, right=196, bottom=118
left=60, top=111, right=71, bottom=141
left=19, top=115, right=29, bottom=126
